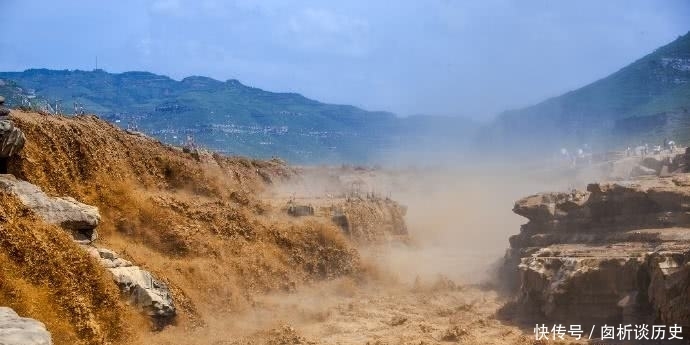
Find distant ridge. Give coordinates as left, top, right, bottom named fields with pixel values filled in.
left=484, top=31, right=690, bottom=152
left=0, top=69, right=475, bottom=163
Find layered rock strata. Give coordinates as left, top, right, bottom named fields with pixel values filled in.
left=506, top=176, right=690, bottom=328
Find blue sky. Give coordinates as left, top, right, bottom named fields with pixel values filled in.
left=1, top=0, right=689, bottom=120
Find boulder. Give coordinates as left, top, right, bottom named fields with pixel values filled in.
left=109, top=266, right=176, bottom=327
left=0, top=307, right=52, bottom=345
left=0, top=174, right=100, bottom=242
left=92, top=247, right=133, bottom=269
left=0, top=120, right=25, bottom=157
left=80, top=244, right=175, bottom=327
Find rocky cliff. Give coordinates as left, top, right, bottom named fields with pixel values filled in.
left=505, top=175, right=690, bottom=328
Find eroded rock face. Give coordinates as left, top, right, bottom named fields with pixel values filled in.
left=647, top=247, right=690, bottom=327
left=0, top=307, right=52, bottom=345
left=110, top=267, right=176, bottom=327
left=0, top=174, right=99, bottom=242
left=82, top=245, right=176, bottom=328
left=516, top=248, right=651, bottom=326
left=506, top=176, right=690, bottom=328
left=0, top=175, right=176, bottom=327
left=81, top=246, right=134, bottom=269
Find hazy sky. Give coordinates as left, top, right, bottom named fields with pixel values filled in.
left=1, top=1, right=689, bottom=120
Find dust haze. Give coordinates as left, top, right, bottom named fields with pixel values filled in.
left=364, top=163, right=582, bottom=284
left=202, top=158, right=589, bottom=344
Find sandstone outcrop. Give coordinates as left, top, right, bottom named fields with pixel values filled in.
left=0, top=174, right=99, bottom=242
left=506, top=176, right=690, bottom=328
left=0, top=174, right=176, bottom=327
left=109, top=266, right=176, bottom=328
left=0, top=307, right=52, bottom=345
left=81, top=245, right=176, bottom=327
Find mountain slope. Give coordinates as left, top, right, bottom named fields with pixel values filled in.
left=0, top=69, right=474, bottom=163
left=0, top=78, right=49, bottom=110
left=485, top=31, right=690, bottom=151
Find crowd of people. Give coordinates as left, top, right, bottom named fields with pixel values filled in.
left=625, top=138, right=677, bottom=157
left=558, top=138, right=680, bottom=168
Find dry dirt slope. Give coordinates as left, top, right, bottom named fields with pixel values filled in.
left=1, top=110, right=363, bottom=345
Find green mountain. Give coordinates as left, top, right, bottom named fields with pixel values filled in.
left=0, top=69, right=474, bottom=163
left=0, top=79, right=50, bottom=110
left=485, top=31, right=690, bottom=151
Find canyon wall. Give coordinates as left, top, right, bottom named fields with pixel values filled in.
left=506, top=176, right=690, bottom=328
